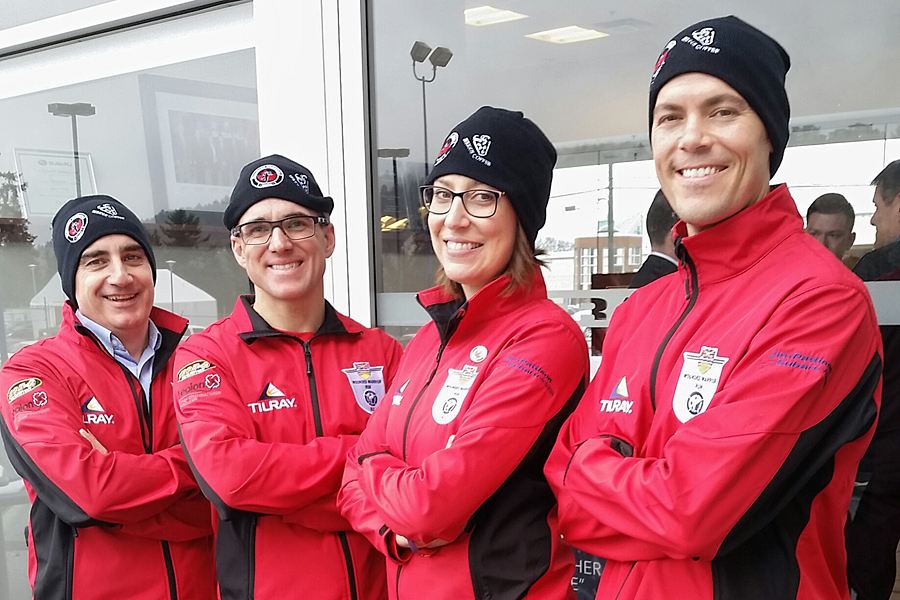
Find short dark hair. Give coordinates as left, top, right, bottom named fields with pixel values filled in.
left=806, top=193, right=854, bottom=229
left=872, top=159, right=900, bottom=206
left=646, top=190, right=679, bottom=247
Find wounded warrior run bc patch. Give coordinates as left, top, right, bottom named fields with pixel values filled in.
left=7, top=378, right=42, bottom=403
left=177, top=360, right=216, bottom=382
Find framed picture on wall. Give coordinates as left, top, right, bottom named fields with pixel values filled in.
left=13, top=148, right=97, bottom=217
left=138, top=74, right=260, bottom=213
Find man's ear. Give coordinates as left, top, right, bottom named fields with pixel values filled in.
left=322, top=223, right=336, bottom=259
left=230, top=235, right=247, bottom=269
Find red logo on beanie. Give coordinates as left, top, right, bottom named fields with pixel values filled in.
left=250, top=164, right=284, bottom=189
left=65, top=213, right=88, bottom=243
left=434, top=132, right=459, bottom=166
left=652, top=40, right=677, bottom=82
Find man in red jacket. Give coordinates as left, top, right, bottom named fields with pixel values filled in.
left=173, top=155, right=402, bottom=600
left=546, top=16, right=882, bottom=600
left=0, top=195, right=216, bottom=599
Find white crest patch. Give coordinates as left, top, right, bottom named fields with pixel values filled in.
left=673, top=346, right=729, bottom=423
left=471, top=134, right=491, bottom=157
left=342, top=362, right=387, bottom=414
left=432, top=365, right=477, bottom=425
left=692, top=27, right=715, bottom=46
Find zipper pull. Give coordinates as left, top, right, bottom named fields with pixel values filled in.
left=303, top=342, right=312, bottom=375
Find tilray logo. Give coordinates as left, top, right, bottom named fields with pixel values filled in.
left=248, top=383, right=296, bottom=414
left=599, top=399, right=633, bottom=414
left=258, top=383, right=286, bottom=400
left=81, top=397, right=114, bottom=425
left=599, top=376, right=633, bottom=413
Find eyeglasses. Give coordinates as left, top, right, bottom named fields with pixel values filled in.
left=231, top=215, right=329, bottom=245
left=420, top=185, right=502, bottom=218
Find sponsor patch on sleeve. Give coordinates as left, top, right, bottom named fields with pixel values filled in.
left=7, top=378, right=42, bottom=403
left=177, top=360, right=216, bottom=382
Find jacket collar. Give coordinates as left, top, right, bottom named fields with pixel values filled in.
left=417, top=268, right=548, bottom=346
left=61, top=301, right=187, bottom=379
left=233, top=295, right=360, bottom=344
left=675, top=184, right=801, bottom=286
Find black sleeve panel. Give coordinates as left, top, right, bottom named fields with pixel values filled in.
left=0, top=418, right=111, bottom=528
left=469, top=377, right=586, bottom=600
left=711, top=352, right=881, bottom=600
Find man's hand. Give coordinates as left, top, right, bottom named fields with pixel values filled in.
left=80, top=429, right=108, bottom=454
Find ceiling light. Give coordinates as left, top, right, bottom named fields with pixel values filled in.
left=526, top=26, right=608, bottom=44
left=465, top=6, right=527, bottom=27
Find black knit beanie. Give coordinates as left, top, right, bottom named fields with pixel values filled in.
left=648, top=16, right=791, bottom=176
left=51, top=195, right=157, bottom=305
left=424, top=106, right=557, bottom=249
left=224, top=154, right=334, bottom=230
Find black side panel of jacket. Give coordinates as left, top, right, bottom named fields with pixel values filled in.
left=31, top=499, right=75, bottom=600
left=469, top=378, right=585, bottom=600
left=0, top=418, right=107, bottom=528
left=711, top=353, right=881, bottom=600
left=216, top=514, right=257, bottom=600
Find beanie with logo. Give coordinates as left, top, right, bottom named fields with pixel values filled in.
left=51, top=195, right=157, bottom=305
left=224, top=155, right=334, bottom=230
left=424, top=106, right=557, bottom=249
left=648, top=15, right=791, bottom=176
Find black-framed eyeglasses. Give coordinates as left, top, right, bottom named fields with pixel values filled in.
left=420, top=185, right=503, bottom=218
left=231, top=215, right=329, bottom=245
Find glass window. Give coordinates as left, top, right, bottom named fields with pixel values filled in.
left=0, top=45, right=257, bottom=599
left=369, top=1, right=900, bottom=351
left=1, top=1, right=115, bottom=30
left=629, top=246, right=642, bottom=267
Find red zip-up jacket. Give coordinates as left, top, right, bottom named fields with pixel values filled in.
left=0, top=302, right=216, bottom=600
left=173, top=297, right=402, bottom=600
left=339, top=270, right=588, bottom=600
left=546, top=185, right=882, bottom=600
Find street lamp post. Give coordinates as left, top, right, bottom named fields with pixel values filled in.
left=411, top=42, right=452, bottom=176
left=48, top=102, right=96, bottom=198
left=28, top=264, right=37, bottom=296
left=165, top=260, right=176, bottom=311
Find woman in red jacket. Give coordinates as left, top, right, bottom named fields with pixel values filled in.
left=339, top=106, right=589, bottom=600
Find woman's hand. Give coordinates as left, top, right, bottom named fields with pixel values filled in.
left=395, top=534, right=452, bottom=550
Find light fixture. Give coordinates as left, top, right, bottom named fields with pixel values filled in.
left=464, top=6, right=527, bottom=27
left=526, top=25, right=608, bottom=44
left=48, top=102, right=96, bottom=197
left=428, top=46, right=453, bottom=68
left=410, top=41, right=432, bottom=63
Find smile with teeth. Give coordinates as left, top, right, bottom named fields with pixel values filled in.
left=105, top=294, right=137, bottom=302
left=270, top=262, right=301, bottom=271
left=680, top=166, right=724, bottom=178
left=446, top=241, right=483, bottom=251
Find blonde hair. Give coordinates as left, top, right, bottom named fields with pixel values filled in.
left=435, top=222, right=547, bottom=300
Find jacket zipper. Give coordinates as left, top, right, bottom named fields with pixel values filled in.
left=162, top=541, right=178, bottom=600
left=337, top=531, right=359, bottom=600
left=301, top=341, right=325, bottom=437
left=77, top=325, right=179, bottom=598
left=395, top=563, right=403, bottom=599
left=301, top=339, right=358, bottom=598
left=401, top=343, right=447, bottom=462
left=649, top=246, right=699, bottom=412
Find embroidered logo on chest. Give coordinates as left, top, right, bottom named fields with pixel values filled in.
left=672, top=346, right=729, bottom=423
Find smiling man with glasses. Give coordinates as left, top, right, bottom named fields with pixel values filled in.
left=171, top=154, right=402, bottom=600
